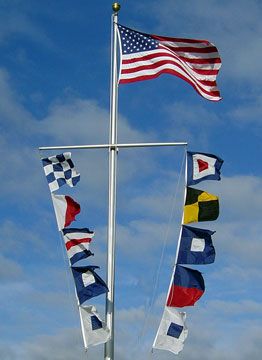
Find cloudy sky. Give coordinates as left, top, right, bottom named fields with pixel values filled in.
left=0, top=0, right=261, bottom=359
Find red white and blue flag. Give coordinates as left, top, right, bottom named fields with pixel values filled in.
left=187, top=151, right=223, bottom=185
left=62, top=228, right=94, bottom=265
left=51, top=194, right=80, bottom=230
left=117, top=24, right=222, bottom=101
left=166, top=265, right=205, bottom=307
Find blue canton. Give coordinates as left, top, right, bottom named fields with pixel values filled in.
left=118, top=25, right=159, bottom=54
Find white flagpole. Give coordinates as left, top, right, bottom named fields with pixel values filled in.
left=105, top=3, right=120, bottom=360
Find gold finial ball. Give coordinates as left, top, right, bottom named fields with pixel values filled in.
left=112, top=2, right=121, bottom=12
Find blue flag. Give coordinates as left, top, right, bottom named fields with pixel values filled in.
left=71, top=266, right=108, bottom=305
left=187, top=151, right=223, bottom=186
left=177, top=225, right=216, bottom=265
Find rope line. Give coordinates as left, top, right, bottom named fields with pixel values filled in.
left=136, top=148, right=187, bottom=352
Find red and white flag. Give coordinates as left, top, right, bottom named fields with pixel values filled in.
left=51, top=194, right=80, bottom=230
left=117, top=24, right=222, bottom=101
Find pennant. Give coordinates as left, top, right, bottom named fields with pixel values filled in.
left=71, top=266, right=108, bottom=305
left=52, top=194, right=80, bottom=230
left=42, top=152, right=80, bottom=192
left=177, top=225, right=216, bottom=265
left=79, top=305, right=110, bottom=348
left=183, top=187, right=219, bottom=224
left=62, top=228, right=94, bottom=265
left=166, top=265, right=205, bottom=307
left=187, top=151, right=223, bottom=186
left=153, top=306, right=188, bottom=355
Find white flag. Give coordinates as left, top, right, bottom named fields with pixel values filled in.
left=79, top=305, right=110, bottom=348
left=153, top=306, right=188, bottom=355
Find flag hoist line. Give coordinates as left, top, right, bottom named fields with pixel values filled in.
left=39, top=3, right=187, bottom=360
left=152, top=152, right=188, bottom=348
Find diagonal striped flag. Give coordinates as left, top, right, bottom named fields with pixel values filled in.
left=117, top=24, right=222, bottom=101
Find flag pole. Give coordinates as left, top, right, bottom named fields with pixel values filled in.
left=105, top=3, right=120, bottom=360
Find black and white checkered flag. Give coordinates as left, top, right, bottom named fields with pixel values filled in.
left=42, top=152, right=80, bottom=192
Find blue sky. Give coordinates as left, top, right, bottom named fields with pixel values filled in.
left=0, top=0, right=261, bottom=359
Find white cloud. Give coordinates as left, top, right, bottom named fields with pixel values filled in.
left=137, top=0, right=262, bottom=85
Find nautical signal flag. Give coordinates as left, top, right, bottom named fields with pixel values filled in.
left=62, top=228, right=94, bottom=265
left=79, top=305, right=110, bottom=348
left=187, top=151, right=223, bottom=186
left=42, top=152, right=80, bottom=192
left=166, top=265, right=205, bottom=307
left=177, top=225, right=216, bottom=265
left=71, top=266, right=108, bottom=305
left=52, top=194, right=80, bottom=230
left=183, top=187, right=219, bottom=224
left=153, top=306, right=188, bottom=355
left=117, top=24, right=222, bottom=101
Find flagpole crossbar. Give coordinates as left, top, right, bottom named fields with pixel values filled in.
left=38, top=142, right=187, bottom=152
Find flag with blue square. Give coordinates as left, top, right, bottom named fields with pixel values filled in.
left=79, top=305, right=110, bottom=348
left=153, top=306, right=188, bottom=355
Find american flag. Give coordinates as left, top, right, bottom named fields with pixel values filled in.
left=117, top=24, right=222, bottom=101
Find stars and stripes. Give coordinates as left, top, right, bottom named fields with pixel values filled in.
left=117, top=24, right=222, bottom=101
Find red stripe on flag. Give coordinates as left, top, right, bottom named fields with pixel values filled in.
left=120, top=70, right=221, bottom=100
left=66, top=238, right=92, bottom=251
left=152, top=34, right=212, bottom=45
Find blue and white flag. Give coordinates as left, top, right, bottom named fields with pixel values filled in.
left=153, top=306, right=188, bottom=355
left=62, top=228, right=94, bottom=265
left=187, top=151, right=223, bottom=186
left=177, top=225, right=216, bottom=265
left=42, top=152, right=80, bottom=192
left=79, top=305, right=110, bottom=349
left=71, top=266, right=108, bottom=305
